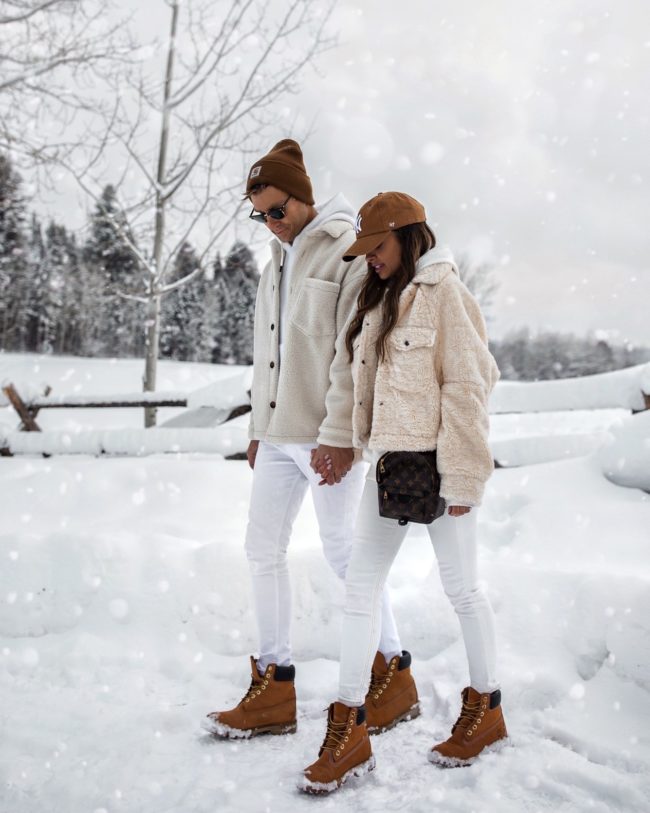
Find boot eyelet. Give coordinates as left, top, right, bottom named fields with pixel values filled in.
left=473, top=724, right=478, bottom=729
left=373, top=694, right=379, bottom=700
left=256, top=690, right=261, bottom=696
left=245, top=698, right=250, bottom=703
left=378, top=690, right=383, bottom=695
left=477, top=719, right=482, bottom=724
left=480, top=711, right=484, bottom=716
left=344, top=737, right=349, bottom=742
left=467, top=731, right=473, bottom=737
left=335, top=750, right=340, bottom=757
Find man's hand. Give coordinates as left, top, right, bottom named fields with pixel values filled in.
left=310, top=445, right=355, bottom=486
left=247, top=440, right=260, bottom=470
left=448, top=505, right=471, bottom=517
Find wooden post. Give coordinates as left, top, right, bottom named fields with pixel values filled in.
left=1, top=384, right=41, bottom=431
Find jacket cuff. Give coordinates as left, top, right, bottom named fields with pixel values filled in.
left=440, top=474, right=485, bottom=507
left=316, top=425, right=354, bottom=448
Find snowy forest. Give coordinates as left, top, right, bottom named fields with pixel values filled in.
left=0, top=153, right=257, bottom=365
left=2, top=151, right=648, bottom=380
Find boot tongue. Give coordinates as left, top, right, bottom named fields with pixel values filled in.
left=464, top=686, right=482, bottom=703
left=250, top=656, right=265, bottom=684
left=330, top=702, right=353, bottom=725
left=371, top=651, right=388, bottom=676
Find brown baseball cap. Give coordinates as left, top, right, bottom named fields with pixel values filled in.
left=342, top=191, right=426, bottom=261
left=245, top=138, right=314, bottom=205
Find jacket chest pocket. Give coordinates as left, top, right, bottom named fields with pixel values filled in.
left=290, top=278, right=340, bottom=337
left=387, top=326, right=436, bottom=392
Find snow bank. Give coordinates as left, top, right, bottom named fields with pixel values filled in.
left=3, top=416, right=249, bottom=457
left=489, top=362, right=650, bottom=413
left=597, top=411, right=650, bottom=492
left=187, top=368, right=252, bottom=410
left=1, top=450, right=649, bottom=812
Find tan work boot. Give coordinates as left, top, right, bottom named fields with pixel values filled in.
left=428, top=686, right=508, bottom=766
left=202, top=656, right=296, bottom=739
left=299, top=702, right=375, bottom=795
left=365, top=650, right=420, bottom=735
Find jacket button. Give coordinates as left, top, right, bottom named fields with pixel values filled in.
left=404, top=340, right=410, bottom=346
left=270, top=323, right=275, bottom=331
left=270, top=361, right=275, bottom=368
left=358, top=401, right=363, bottom=406
left=270, top=401, right=276, bottom=408
left=361, top=359, right=366, bottom=364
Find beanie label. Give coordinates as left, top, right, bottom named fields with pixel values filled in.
left=250, top=165, right=262, bottom=179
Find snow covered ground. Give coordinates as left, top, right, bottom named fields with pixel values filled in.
left=1, top=354, right=649, bottom=813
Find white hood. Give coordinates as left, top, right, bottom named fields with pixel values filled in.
left=413, top=245, right=459, bottom=285
left=277, top=192, right=356, bottom=252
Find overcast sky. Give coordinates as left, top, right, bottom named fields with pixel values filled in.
left=39, top=0, right=650, bottom=345
left=289, top=0, right=650, bottom=345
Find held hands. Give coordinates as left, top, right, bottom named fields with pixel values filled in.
left=310, top=445, right=355, bottom=486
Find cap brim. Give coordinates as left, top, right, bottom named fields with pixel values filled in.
left=342, top=231, right=391, bottom=262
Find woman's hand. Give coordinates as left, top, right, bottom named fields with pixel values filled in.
left=448, top=505, right=471, bottom=517
left=310, top=445, right=354, bottom=486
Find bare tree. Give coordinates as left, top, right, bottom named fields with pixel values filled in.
left=51, top=0, right=334, bottom=425
left=0, top=0, right=134, bottom=163
left=456, top=253, right=499, bottom=324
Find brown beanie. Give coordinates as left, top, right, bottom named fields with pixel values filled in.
left=245, top=139, right=314, bottom=205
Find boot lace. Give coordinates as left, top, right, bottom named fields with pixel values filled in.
left=452, top=696, right=482, bottom=733
left=320, top=715, right=350, bottom=753
left=241, top=675, right=266, bottom=704
left=368, top=669, right=391, bottom=698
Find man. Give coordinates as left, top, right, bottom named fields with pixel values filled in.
left=203, top=139, right=419, bottom=739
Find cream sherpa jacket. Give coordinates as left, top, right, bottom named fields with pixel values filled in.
left=248, top=194, right=366, bottom=446
left=352, top=247, right=500, bottom=506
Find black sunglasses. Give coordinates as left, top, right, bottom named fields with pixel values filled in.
left=249, top=194, right=292, bottom=224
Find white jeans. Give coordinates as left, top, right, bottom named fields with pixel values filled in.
left=244, top=442, right=402, bottom=672
left=338, top=479, right=498, bottom=705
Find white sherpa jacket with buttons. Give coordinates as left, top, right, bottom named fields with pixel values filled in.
left=351, top=246, right=500, bottom=506
left=248, top=193, right=367, bottom=447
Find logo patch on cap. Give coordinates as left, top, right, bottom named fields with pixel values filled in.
left=355, top=214, right=363, bottom=234
left=250, top=165, right=262, bottom=179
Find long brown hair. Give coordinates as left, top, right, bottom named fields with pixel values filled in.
left=345, top=222, right=436, bottom=362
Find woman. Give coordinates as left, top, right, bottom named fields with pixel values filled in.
left=299, top=192, right=507, bottom=794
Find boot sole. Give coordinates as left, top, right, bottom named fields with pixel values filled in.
left=427, top=734, right=510, bottom=768
left=298, top=755, right=376, bottom=795
left=201, top=717, right=297, bottom=739
left=368, top=702, right=421, bottom=735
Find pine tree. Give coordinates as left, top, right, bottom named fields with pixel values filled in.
left=198, top=253, right=223, bottom=363
left=223, top=241, right=258, bottom=365
left=160, top=242, right=206, bottom=360
left=0, top=153, right=28, bottom=350
left=83, top=184, right=142, bottom=356
left=20, top=214, right=47, bottom=352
